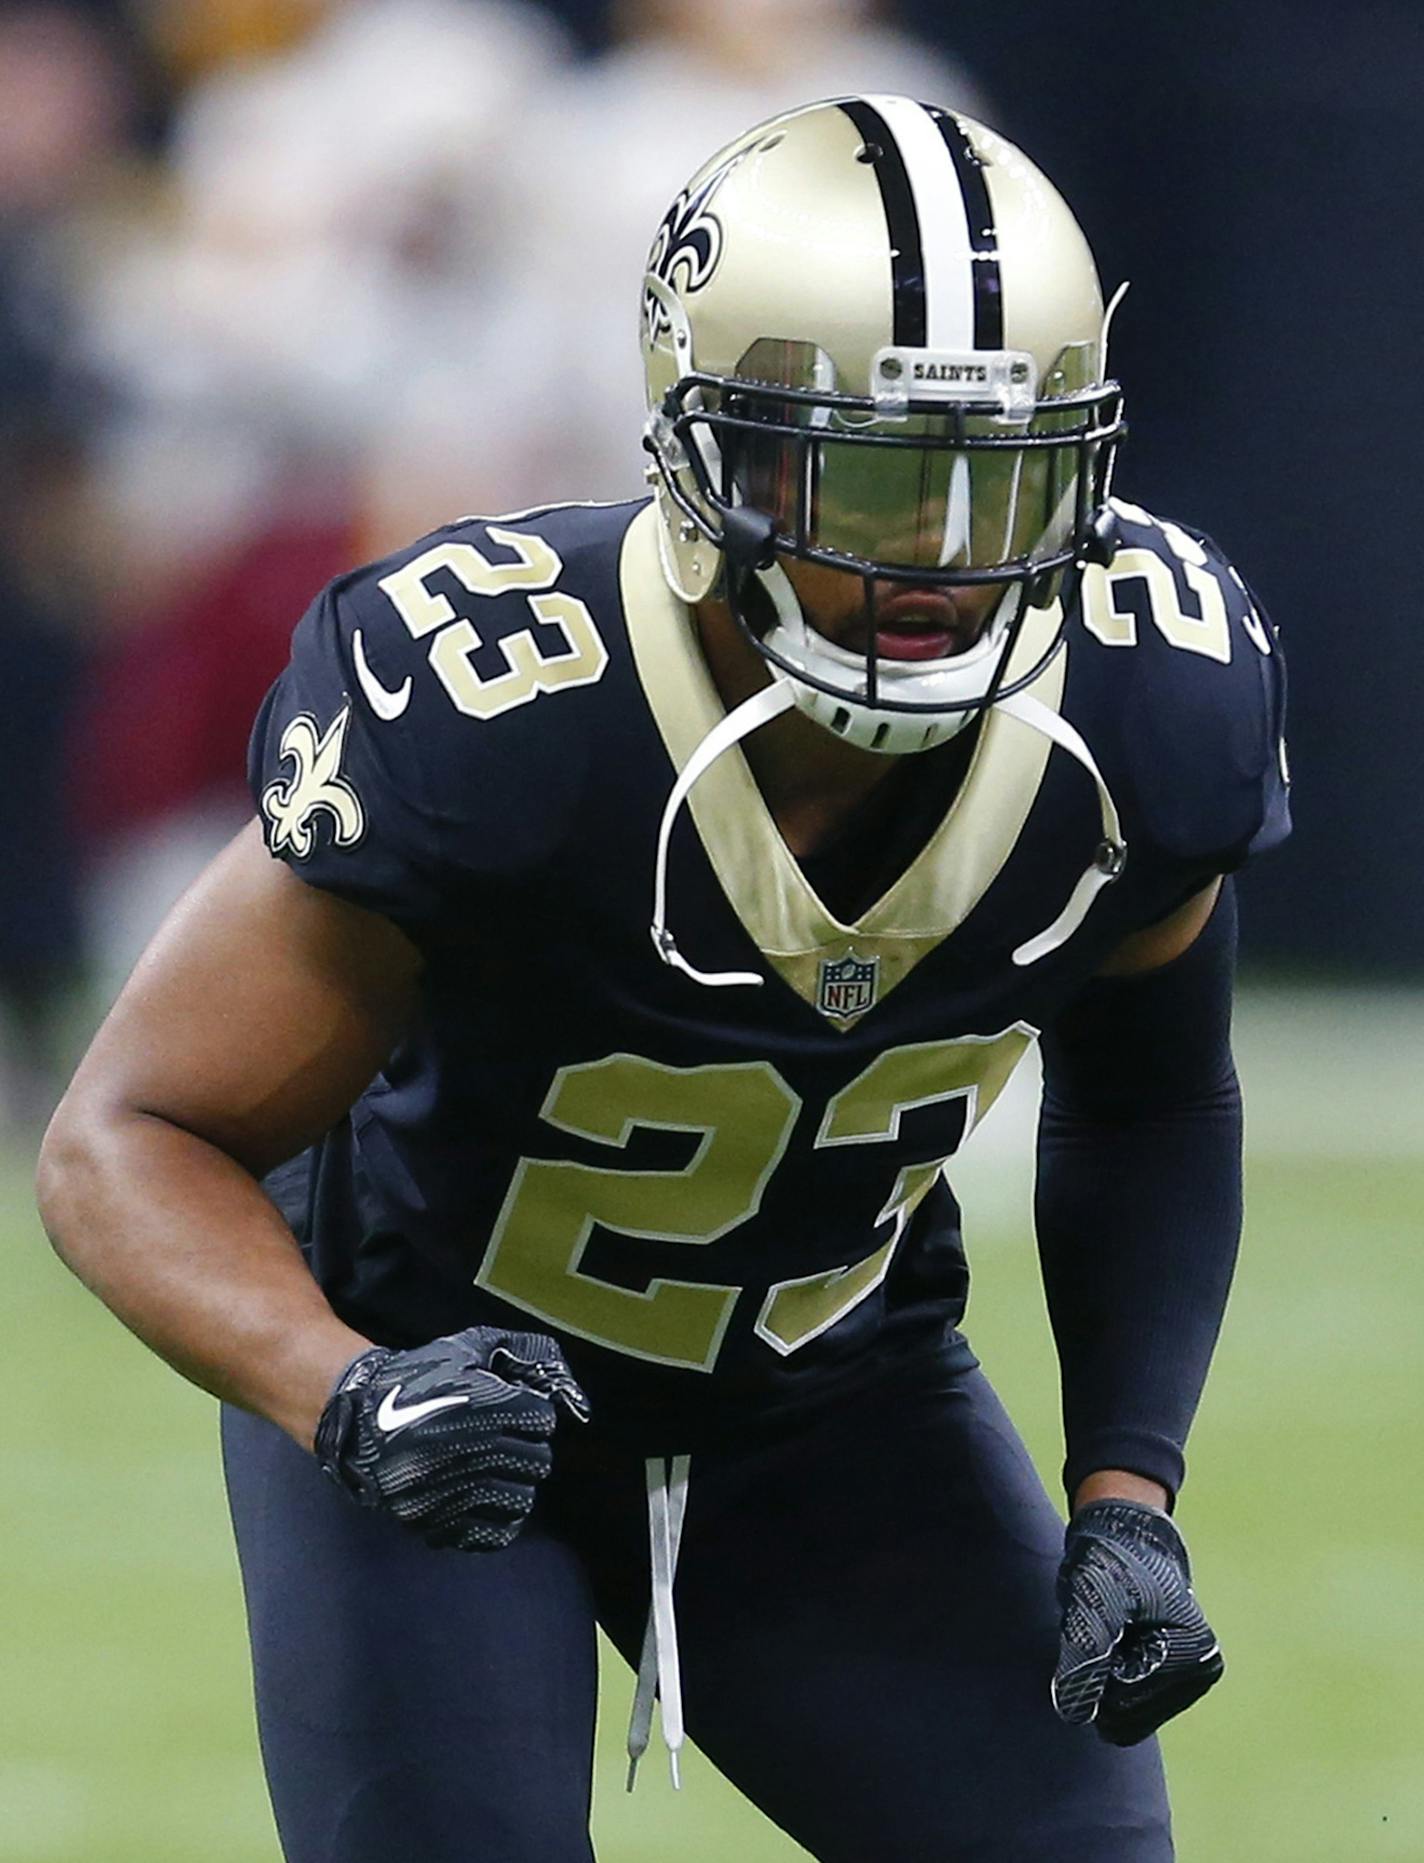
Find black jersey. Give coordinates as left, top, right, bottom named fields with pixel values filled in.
left=249, top=496, right=1288, bottom=1449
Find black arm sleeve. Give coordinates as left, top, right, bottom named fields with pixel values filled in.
left=1036, top=882, right=1241, bottom=1505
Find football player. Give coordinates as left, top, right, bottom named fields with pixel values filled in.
left=38, top=98, right=1288, bottom=1861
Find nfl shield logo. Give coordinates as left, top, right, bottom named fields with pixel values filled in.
left=817, top=949, right=880, bottom=1020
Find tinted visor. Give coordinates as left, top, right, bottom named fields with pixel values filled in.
left=698, top=339, right=1112, bottom=577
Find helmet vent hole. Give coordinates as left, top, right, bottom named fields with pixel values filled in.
left=855, top=142, right=883, bottom=165
left=832, top=706, right=853, bottom=735
left=871, top=722, right=891, bottom=750
left=758, top=133, right=784, bottom=152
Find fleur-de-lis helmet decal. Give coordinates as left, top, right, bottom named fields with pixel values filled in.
left=642, top=147, right=749, bottom=340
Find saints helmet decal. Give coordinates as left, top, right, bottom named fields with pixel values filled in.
left=642, top=145, right=752, bottom=341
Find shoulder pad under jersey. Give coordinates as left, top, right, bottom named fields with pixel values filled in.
left=248, top=501, right=639, bottom=926
left=1070, top=498, right=1291, bottom=870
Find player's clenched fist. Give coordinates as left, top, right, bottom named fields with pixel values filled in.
left=314, top=1325, right=589, bottom=1551
left=1052, top=1499, right=1224, bottom=1746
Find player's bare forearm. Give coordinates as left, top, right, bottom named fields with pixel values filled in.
left=36, top=822, right=421, bottom=1450
left=37, top=1102, right=368, bottom=1447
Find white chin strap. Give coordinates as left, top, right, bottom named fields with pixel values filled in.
left=758, top=558, right=1019, bottom=757
left=990, top=690, right=1126, bottom=966
left=649, top=644, right=1126, bottom=988
left=650, top=678, right=797, bottom=987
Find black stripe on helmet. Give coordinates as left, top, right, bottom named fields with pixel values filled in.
left=838, top=97, right=926, bottom=348
left=927, top=107, right=1004, bottom=350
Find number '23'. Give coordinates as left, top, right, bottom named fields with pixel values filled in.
left=476, top=1029, right=1033, bottom=1371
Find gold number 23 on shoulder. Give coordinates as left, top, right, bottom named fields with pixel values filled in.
left=378, top=528, right=608, bottom=721
left=1079, top=503, right=1274, bottom=662
left=476, top=1029, right=1033, bottom=1371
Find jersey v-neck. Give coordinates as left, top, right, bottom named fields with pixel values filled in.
left=793, top=724, right=981, bottom=925
left=619, top=503, right=1068, bottom=1028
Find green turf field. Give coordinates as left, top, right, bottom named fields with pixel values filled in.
left=2, top=986, right=1420, bottom=1861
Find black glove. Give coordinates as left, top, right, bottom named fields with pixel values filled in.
left=314, top=1324, right=588, bottom=1552
left=1052, top=1498, right=1224, bottom=1746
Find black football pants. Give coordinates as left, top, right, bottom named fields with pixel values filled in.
left=222, top=1361, right=1173, bottom=1862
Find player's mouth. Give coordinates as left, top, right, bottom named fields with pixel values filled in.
left=870, top=588, right=979, bottom=661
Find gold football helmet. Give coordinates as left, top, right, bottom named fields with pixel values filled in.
left=641, top=96, right=1125, bottom=752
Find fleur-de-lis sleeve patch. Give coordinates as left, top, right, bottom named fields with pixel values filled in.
left=261, top=706, right=366, bottom=859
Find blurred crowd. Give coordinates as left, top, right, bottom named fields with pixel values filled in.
left=0, top=0, right=992, bottom=1131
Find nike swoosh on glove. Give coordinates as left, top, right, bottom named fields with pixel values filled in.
left=314, top=1324, right=589, bottom=1552
left=1052, top=1498, right=1224, bottom=1746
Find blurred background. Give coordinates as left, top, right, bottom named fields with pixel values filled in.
left=1, top=1, right=1420, bottom=1858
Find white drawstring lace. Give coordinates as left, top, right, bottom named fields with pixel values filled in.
left=649, top=671, right=1125, bottom=984
left=626, top=1454, right=692, bottom=1792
